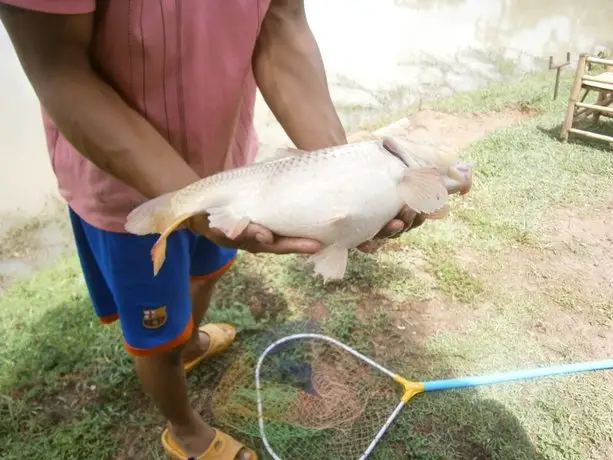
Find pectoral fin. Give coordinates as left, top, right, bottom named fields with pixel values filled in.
left=398, top=167, right=448, bottom=214
left=207, top=207, right=251, bottom=239
left=307, top=243, right=349, bottom=282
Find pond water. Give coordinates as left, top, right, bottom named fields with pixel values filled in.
left=257, top=0, right=613, bottom=145
left=2, top=0, right=612, bottom=218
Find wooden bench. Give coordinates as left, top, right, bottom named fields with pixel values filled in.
left=561, top=53, right=613, bottom=144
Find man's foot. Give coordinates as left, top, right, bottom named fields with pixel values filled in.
left=163, top=411, right=255, bottom=459
left=181, top=323, right=237, bottom=373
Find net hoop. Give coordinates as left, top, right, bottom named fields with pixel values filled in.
left=254, top=333, right=400, bottom=460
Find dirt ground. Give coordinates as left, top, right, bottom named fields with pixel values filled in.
left=497, top=201, right=613, bottom=359
left=384, top=197, right=613, bottom=360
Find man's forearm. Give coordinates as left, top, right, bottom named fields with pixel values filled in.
left=36, top=68, right=200, bottom=199
left=253, top=2, right=347, bottom=151
left=0, top=4, right=199, bottom=200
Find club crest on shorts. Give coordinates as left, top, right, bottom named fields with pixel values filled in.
left=142, top=306, right=168, bottom=329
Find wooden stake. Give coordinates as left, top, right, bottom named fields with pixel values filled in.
left=549, top=52, right=571, bottom=100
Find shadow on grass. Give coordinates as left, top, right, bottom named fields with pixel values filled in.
left=376, top=393, right=545, bottom=460
left=0, top=262, right=295, bottom=459
left=537, top=117, right=613, bottom=152
left=0, top=294, right=140, bottom=460
left=212, top=261, right=544, bottom=459
left=0, top=257, right=545, bottom=460
left=275, top=249, right=430, bottom=300
left=213, top=319, right=547, bottom=460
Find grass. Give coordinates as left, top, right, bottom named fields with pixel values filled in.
left=2, top=67, right=613, bottom=459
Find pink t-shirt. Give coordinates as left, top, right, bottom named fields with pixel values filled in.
left=2, top=0, right=270, bottom=232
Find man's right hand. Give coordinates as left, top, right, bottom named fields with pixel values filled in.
left=186, top=214, right=322, bottom=255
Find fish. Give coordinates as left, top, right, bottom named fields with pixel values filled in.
left=124, top=136, right=473, bottom=281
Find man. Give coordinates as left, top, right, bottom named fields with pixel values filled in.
left=0, top=1, right=424, bottom=458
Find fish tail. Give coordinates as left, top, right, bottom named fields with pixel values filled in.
left=151, top=234, right=168, bottom=276
left=150, top=214, right=196, bottom=276
left=126, top=192, right=201, bottom=275
left=125, top=192, right=179, bottom=235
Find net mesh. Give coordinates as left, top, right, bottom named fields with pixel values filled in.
left=211, top=335, right=403, bottom=460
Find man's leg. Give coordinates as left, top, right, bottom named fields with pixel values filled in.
left=181, top=235, right=238, bottom=367
left=70, top=210, right=253, bottom=459
left=134, top=347, right=252, bottom=459
left=180, top=277, right=218, bottom=363
left=134, top=348, right=215, bottom=448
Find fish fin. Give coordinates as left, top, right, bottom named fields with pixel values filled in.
left=150, top=214, right=196, bottom=276
left=382, top=136, right=421, bottom=168
left=307, top=243, right=349, bottom=282
left=426, top=204, right=450, bottom=220
left=151, top=235, right=168, bottom=277
left=125, top=192, right=179, bottom=235
left=207, top=207, right=251, bottom=240
left=398, top=167, right=448, bottom=214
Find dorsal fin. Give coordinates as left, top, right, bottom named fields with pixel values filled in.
left=381, top=136, right=420, bottom=168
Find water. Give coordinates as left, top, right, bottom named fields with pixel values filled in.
left=2, top=0, right=612, bottom=219
left=257, top=0, right=613, bottom=145
left=0, top=24, right=58, bottom=221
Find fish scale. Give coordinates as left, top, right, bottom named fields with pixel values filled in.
left=125, top=136, right=473, bottom=281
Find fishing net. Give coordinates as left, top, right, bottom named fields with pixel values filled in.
left=211, top=330, right=404, bottom=460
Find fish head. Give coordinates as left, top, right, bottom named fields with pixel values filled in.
left=445, top=160, right=473, bottom=195
left=381, top=135, right=473, bottom=196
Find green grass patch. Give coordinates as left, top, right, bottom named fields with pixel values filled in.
left=430, top=258, right=483, bottom=303
left=432, top=70, right=613, bottom=248
left=430, top=70, right=556, bottom=114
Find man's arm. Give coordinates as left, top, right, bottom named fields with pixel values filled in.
left=252, top=0, right=423, bottom=245
left=0, top=4, right=200, bottom=199
left=252, top=0, right=347, bottom=150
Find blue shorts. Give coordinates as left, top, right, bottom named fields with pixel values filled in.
left=68, top=207, right=237, bottom=356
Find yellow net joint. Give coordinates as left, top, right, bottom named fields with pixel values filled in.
left=394, top=375, right=425, bottom=403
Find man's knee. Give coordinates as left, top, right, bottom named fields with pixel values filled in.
left=190, top=267, right=228, bottom=288
left=134, top=344, right=184, bottom=370
left=190, top=271, right=225, bottom=300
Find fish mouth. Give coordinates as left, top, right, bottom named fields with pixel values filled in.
left=446, top=161, right=473, bottom=195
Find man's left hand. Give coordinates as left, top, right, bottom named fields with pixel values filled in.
left=357, top=205, right=426, bottom=253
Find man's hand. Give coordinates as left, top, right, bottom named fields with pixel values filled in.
left=357, top=206, right=426, bottom=253
left=187, top=214, right=322, bottom=255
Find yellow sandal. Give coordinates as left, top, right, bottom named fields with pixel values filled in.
left=183, top=323, right=237, bottom=373
left=162, top=426, right=258, bottom=460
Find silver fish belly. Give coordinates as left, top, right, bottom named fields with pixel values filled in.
left=240, top=142, right=407, bottom=247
